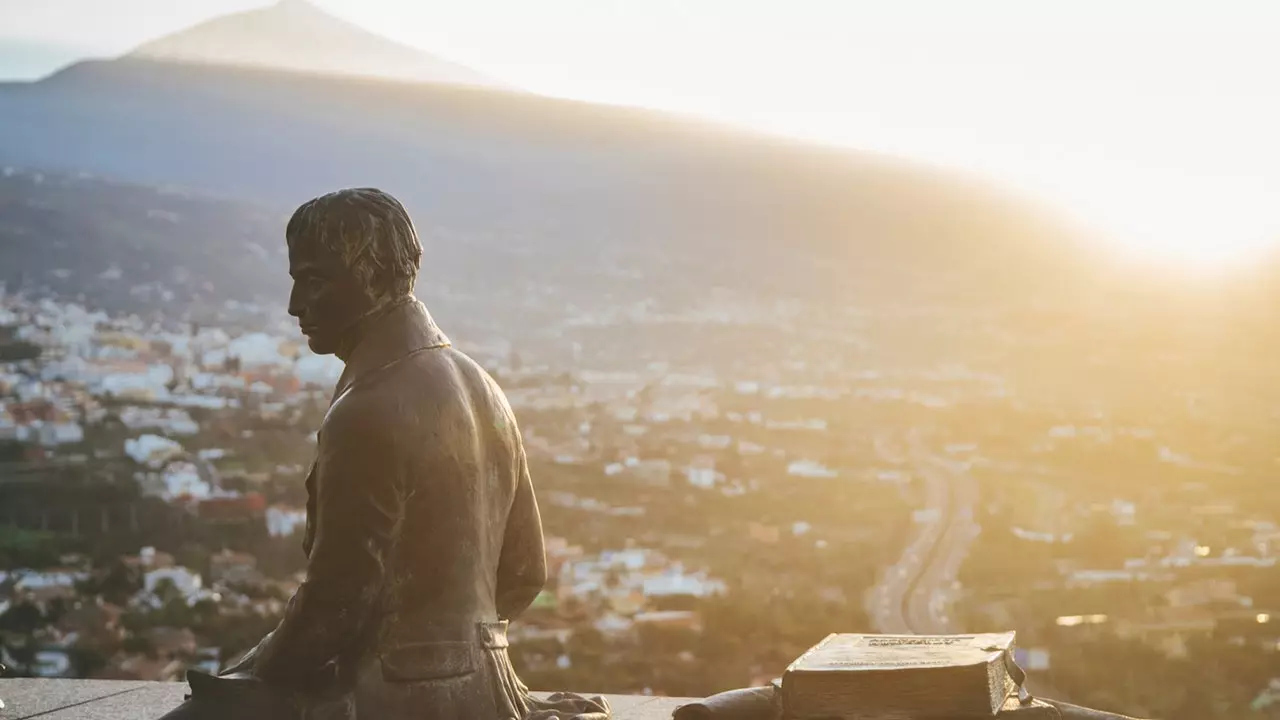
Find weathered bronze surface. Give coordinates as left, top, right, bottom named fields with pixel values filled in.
left=158, top=188, right=609, bottom=719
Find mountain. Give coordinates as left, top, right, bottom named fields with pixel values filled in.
left=128, top=0, right=507, bottom=90
left=0, top=57, right=1105, bottom=305
left=0, top=14, right=1275, bottom=380
left=0, top=2, right=1126, bottom=312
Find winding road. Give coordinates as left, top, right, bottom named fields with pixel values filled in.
left=866, top=429, right=981, bottom=634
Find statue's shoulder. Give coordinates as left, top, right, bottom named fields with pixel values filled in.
left=319, top=390, right=389, bottom=448
left=324, top=347, right=475, bottom=431
left=336, top=346, right=452, bottom=405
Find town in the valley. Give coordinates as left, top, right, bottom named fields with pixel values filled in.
left=2, top=276, right=1277, bottom=719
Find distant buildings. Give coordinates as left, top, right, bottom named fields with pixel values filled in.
left=787, top=459, right=838, bottom=478
left=118, top=406, right=200, bottom=435
left=159, top=461, right=210, bottom=501
left=125, top=434, right=185, bottom=468
left=266, top=505, right=307, bottom=538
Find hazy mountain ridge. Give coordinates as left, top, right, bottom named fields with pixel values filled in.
left=0, top=169, right=287, bottom=313
left=0, top=166, right=756, bottom=349
left=4, top=2, right=1269, bottom=313
left=0, top=55, right=1108, bottom=309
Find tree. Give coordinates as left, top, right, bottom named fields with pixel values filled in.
left=0, top=526, right=63, bottom=568
left=80, top=561, right=143, bottom=606
left=0, top=601, right=45, bottom=636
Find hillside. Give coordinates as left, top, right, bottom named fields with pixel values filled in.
left=4, top=8, right=1270, bottom=318
left=0, top=169, right=285, bottom=314
left=0, top=51, right=1106, bottom=309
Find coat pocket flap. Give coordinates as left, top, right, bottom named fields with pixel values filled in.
left=380, top=641, right=478, bottom=681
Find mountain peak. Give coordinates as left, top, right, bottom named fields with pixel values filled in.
left=265, top=0, right=330, bottom=19
left=127, top=1, right=509, bottom=90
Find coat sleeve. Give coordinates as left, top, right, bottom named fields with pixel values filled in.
left=496, top=437, right=548, bottom=620
left=251, top=401, right=401, bottom=687
left=301, top=462, right=317, bottom=558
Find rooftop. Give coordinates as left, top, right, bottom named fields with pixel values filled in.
left=0, top=679, right=689, bottom=719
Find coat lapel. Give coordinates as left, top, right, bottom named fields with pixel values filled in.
left=305, top=298, right=451, bottom=557
left=328, top=299, right=451, bottom=411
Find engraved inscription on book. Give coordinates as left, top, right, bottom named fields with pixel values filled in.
left=782, top=632, right=1020, bottom=719
left=794, top=634, right=1015, bottom=670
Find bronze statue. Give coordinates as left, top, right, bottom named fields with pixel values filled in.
left=159, top=188, right=610, bottom=719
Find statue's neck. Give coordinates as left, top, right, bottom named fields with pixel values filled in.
left=334, top=295, right=414, bottom=362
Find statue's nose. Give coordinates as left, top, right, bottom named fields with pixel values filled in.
left=287, top=286, right=305, bottom=318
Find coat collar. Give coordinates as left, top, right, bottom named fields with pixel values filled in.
left=329, top=298, right=451, bottom=406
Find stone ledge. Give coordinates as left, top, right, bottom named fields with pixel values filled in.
left=0, top=679, right=690, bottom=719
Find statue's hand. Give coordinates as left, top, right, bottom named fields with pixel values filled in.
left=219, top=631, right=276, bottom=676
left=218, top=648, right=258, bottom=676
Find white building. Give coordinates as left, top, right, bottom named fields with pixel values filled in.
left=119, top=406, right=200, bottom=436
left=39, top=355, right=91, bottom=384
left=28, top=650, right=73, bottom=678
left=227, top=333, right=291, bottom=368
left=143, top=566, right=204, bottom=602
left=169, top=393, right=234, bottom=409
left=642, top=572, right=726, bottom=598
left=697, top=434, right=733, bottom=449
left=125, top=434, right=185, bottom=468
left=98, top=365, right=174, bottom=400
left=600, top=549, right=651, bottom=571
left=14, top=570, right=88, bottom=592
left=594, top=614, right=635, bottom=636
left=38, top=422, right=84, bottom=446
left=787, top=459, right=838, bottom=478
left=161, top=462, right=211, bottom=501
left=686, top=467, right=719, bottom=488
left=267, top=506, right=308, bottom=538
left=294, top=353, right=344, bottom=386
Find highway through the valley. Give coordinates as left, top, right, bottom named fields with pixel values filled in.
left=866, top=430, right=981, bottom=635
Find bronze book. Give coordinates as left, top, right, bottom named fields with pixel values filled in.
left=781, top=632, right=1019, bottom=719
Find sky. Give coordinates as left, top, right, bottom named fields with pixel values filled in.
left=2, top=0, right=1279, bottom=271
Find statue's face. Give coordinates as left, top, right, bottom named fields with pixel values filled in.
left=287, top=237, right=378, bottom=355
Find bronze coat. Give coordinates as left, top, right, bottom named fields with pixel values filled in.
left=251, top=299, right=547, bottom=719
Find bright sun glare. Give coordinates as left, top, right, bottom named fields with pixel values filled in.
left=692, top=104, right=1280, bottom=275
left=1010, top=160, right=1280, bottom=273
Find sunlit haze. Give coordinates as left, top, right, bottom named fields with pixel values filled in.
left=4, top=0, right=1279, bottom=270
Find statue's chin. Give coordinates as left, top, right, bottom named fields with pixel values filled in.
left=306, top=334, right=338, bottom=356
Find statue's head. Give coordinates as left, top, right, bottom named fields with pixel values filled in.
left=285, top=187, right=422, bottom=356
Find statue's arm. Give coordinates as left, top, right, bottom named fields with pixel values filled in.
left=496, top=439, right=548, bottom=620
left=250, top=402, right=399, bottom=686
left=220, top=465, right=318, bottom=676
left=300, top=464, right=316, bottom=558
left=218, top=629, right=274, bottom=675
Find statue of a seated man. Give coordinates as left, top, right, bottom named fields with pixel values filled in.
left=159, top=188, right=610, bottom=720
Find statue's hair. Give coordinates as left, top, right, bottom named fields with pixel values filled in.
left=286, top=188, right=422, bottom=303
